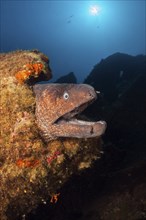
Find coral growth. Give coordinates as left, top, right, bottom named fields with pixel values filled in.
left=15, top=62, right=44, bottom=83
left=0, top=49, right=52, bottom=84
left=0, top=50, right=104, bottom=220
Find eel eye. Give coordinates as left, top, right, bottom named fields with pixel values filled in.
left=63, top=92, right=69, bottom=100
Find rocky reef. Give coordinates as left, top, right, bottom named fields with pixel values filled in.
left=28, top=52, right=146, bottom=220
left=55, top=72, right=77, bottom=83
left=84, top=53, right=146, bottom=102
left=0, top=50, right=104, bottom=220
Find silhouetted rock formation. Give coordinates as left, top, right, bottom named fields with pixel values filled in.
left=83, top=52, right=146, bottom=164
left=106, top=73, right=146, bottom=162
left=84, top=53, right=146, bottom=102
left=12, top=53, right=146, bottom=220
left=55, top=72, right=77, bottom=83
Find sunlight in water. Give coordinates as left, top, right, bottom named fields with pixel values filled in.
left=89, top=5, right=101, bottom=16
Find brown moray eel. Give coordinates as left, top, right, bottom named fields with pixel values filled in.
left=33, top=83, right=106, bottom=141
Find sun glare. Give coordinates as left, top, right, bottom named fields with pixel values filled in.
left=89, top=5, right=101, bottom=16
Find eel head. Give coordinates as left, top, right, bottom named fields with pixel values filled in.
left=33, top=83, right=106, bottom=142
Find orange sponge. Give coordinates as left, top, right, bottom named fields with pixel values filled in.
left=15, top=62, right=44, bottom=83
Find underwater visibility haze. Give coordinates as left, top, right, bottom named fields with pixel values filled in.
left=1, top=0, right=145, bottom=82
left=0, top=1, right=146, bottom=220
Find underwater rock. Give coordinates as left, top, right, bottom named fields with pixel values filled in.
left=84, top=53, right=146, bottom=102
left=0, top=49, right=52, bottom=84
left=0, top=50, right=106, bottom=220
left=55, top=72, right=77, bottom=83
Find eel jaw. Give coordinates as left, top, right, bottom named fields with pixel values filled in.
left=54, top=100, right=107, bottom=138
left=55, top=101, right=93, bottom=124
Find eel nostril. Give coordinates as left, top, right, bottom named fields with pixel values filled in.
left=88, top=90, right=97, bottom=99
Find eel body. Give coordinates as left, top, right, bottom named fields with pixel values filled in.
left=33, top=83, right=106, bottom=141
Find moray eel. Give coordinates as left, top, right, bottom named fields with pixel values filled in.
left=33, top=83, right=106, bottom=141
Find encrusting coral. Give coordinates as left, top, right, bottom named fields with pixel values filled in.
left=15, top=62, right=44, bottom=83
left=0, top=50, right=104, bottom=220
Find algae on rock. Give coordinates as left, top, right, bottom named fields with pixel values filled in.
left=0, top=50, right=103, bottom=220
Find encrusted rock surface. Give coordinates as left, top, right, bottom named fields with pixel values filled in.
left=0, top=50, right=103, bottom=220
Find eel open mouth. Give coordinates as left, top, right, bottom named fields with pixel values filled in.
left=55, top=101, right=93, bottom=124
left=34, top=83, right=106, bottom=140
left=54, top=99, right=106, bottom=138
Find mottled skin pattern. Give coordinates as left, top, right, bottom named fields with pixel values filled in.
left=33, top=83, right=106, bottom=142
